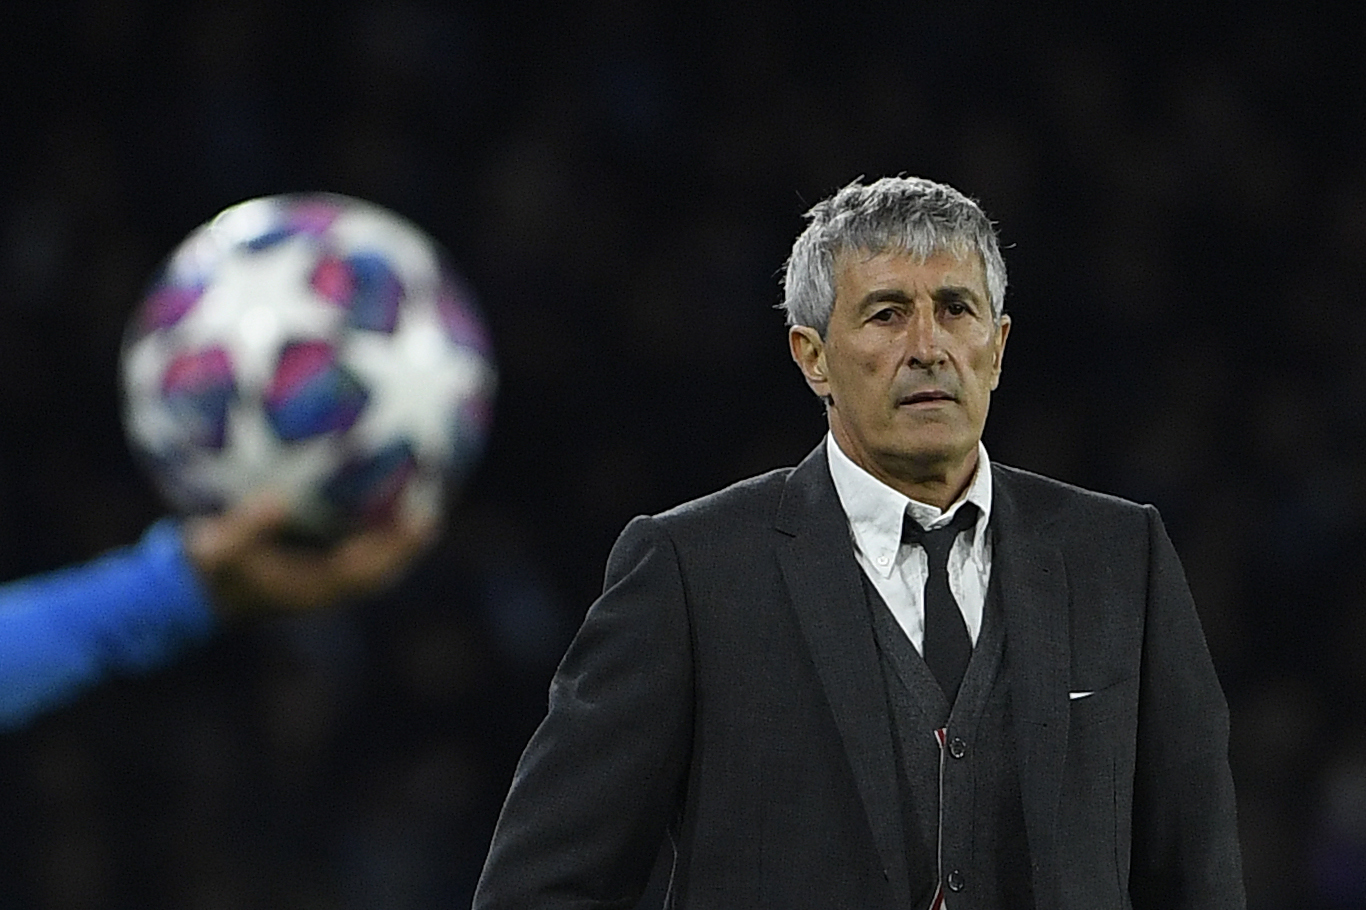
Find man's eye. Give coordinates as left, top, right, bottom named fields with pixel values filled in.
left=943, top=301, right=970, bottom=317
left=870, top=308, right=897, bottom=323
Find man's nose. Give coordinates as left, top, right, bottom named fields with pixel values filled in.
left=905, top=303, right=946, bottom=367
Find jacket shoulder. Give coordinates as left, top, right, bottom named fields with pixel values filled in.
left=992, top=462, right=1153, bottom=534
left=651, top=466, right=794, bottom=533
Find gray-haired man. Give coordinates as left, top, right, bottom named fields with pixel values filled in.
left=475, top=176, right=1245, bottom=909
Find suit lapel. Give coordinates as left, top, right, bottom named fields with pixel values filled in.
left=775, top=444, right=912, bottom=907
left=991, top=466, right=1071, bottom=903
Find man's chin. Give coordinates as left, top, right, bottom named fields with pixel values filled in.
left=884, top=440, right=979, bottom=480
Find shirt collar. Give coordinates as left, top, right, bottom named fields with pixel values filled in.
left=826, top=432, right=993, bottom=578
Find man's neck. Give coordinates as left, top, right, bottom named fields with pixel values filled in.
left=829, top=436, right=979, bottom=512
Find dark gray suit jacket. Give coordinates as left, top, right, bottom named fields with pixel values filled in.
left=474, top=443, right=1245, bottom=909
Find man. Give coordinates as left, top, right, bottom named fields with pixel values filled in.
left=474, top=176, right=1244, bottom=908
left=0, top=495, right=433, bottom=729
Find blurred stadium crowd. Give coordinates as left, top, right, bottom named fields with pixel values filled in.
left=1, top=1, right=1364, bottom=907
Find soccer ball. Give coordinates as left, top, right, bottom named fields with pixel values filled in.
left=121, top=193, right=496, bottom=539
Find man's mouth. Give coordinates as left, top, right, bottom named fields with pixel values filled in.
left=899, top=390, right=956, bottom=405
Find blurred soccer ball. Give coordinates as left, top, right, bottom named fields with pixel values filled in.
left=121, top=193, right=496, bottom=539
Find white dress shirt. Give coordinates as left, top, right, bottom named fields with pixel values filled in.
left=826, top=433, right=994, bottom=653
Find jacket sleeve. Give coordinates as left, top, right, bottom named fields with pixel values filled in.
left=0, top=519, right=218, bottom=730
left=1129, top=505, right=1246, bottom=909
left=474, top=515, right=694, bottom=909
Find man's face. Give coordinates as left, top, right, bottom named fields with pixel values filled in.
left=790, top=248, right=1010, bottom=499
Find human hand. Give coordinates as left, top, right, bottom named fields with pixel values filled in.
left=182, top=497, right=439, bottom=617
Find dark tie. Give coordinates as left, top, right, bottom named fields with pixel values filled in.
left=903, top=503, right=979, bottom=703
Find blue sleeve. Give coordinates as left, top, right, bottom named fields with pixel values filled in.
left=0, top=518, right=219, bottom=730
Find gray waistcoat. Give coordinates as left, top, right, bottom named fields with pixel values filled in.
left=863, top=575, right=1034, bottom=909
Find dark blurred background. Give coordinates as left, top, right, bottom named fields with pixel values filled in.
left=0, top=1, right=1364, bottom=907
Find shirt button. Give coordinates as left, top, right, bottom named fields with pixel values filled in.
left=947, top=870, right=966, bottom=892
left=876, top=555, right=889, bottom=565
left=949, top=737, right=967, bottom=759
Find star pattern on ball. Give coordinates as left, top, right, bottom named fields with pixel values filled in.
left=344, top=301, right=494, bottom=466
left=123, top=336, right=188, bottom=450
left=193, top=405, right=342, bottom=513
left=176, top=237, right=344, bottom=393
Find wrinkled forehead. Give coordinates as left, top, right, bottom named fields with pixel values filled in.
left=832, top=243, right=989, bottom=293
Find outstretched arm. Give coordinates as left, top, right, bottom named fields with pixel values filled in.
left=0, top=497, right=435, bottom=730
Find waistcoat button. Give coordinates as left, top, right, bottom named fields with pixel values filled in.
left=947, top=869, right=966, bottom=892
left=949, top=736, right=967, bottom=759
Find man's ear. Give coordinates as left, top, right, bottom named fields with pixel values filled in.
left=789, top=325, right=829, bottom=399
left=989, top=313, right=1011, bottom=391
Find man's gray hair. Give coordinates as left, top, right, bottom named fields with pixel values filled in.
left=781, top=176, right=1007, bottom=334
